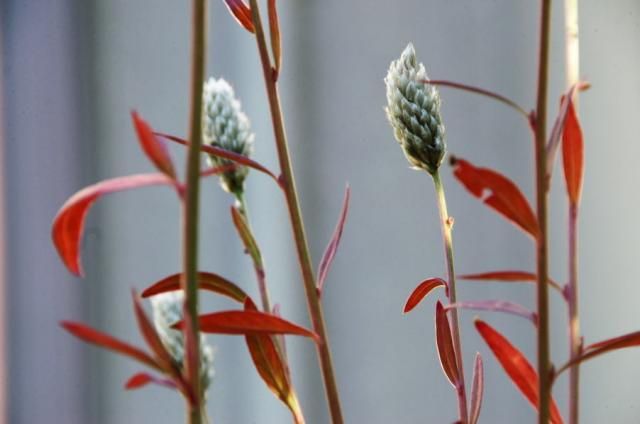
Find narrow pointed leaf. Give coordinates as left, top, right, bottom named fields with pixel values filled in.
left=223, top=0, right=255, bottom=33
left=317, top=186, right=351, bottom=295
left=451, top=157, right=538, bottom=239
left=561, top=97, right=584, bottom=205
left=131, top=111, right=176, bottom=178
left=459, top=270, right=563, bottom=293
left=435, top=301, right=460, bottom=387
left=131, top=290, right=176, bottom=373
left=268, top=0, right=281, bottom=78
left=177, top=310, right=320, bottom=342
left=61, top=321, right=160, bottom=371
left=52, top=173, right=175, bottom=276
left=403, top=278, right=446, bottom=313
left=475, top=320, right=564, bottom=424
left=156, top=132, right=280, bottom=185
left=231, top=206, right=263, bottom=270
left=469, top=353, right=484, bottom=424
left=557, top=330, right=640, bottom=377
left=124, top=372, right=177, bottom=391
left=446, top=301, right=537, bottom=325
left=142, top=272, right=248, bottom=303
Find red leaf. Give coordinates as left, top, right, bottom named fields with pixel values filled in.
left=223, top=0, right=255, bottom=33
left=475, top=320, right=564, bottom=424
left=124, top=372, right=177, bottom=391
left=451, top=157, right=538, bottom=239
left=562, top=97, right=584, bottom=205
left=141, top=272, right=248, bottom=303
left=131, top=111, right=176, bottom=179
left=469, top=353, right=484, bottom=424
left=244, top=300, right=304, bottom=422
left=178, top=310, right=319, bottom=342
left=446, top=300, right=537, bottom=325
left=403, top=278, right=446, bottom=313
left=268, top=0, right=281, bottom=79
left=52, top=173, right=175, bottom=276
left=61, top=321, right=160, bottom=371
left=435, top=301, right=460, bottom=387
left=317, top=186, right=351, bottom=296
left=459, top=270, right=563, bottom=293
left=156, top=132, right=280, bottom=186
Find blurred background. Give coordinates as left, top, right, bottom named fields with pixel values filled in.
left=2, top=0, right=640, bottom=422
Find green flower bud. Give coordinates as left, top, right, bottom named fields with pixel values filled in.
left=202, top=77, right=255, bottom=194
left=385, top=43, right=446, bottom=175
left=151, top=292, right=215, bottom=393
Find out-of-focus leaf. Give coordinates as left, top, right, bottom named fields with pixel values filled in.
left=141, top=272, right=248, bottom=303
left=222, top=0, right=255, bottom=33
left=131, top=291, right=177, bottom=373
left=156, top=132, right=280, bottom=185
left=446, top=300, right=537, bottom=326
left=52, top=174, right=175, bottom=276
left=435, top=301, right=460, bottom=387
left=231, top=206, right=263, bottom=270
left=61, top=321, right=160, bottom=371
left=268, top=0, right=281, bottom=78
left=459, top=270, right=563, bottom=293
left=475, top=320, right=564, bottom=424
left=317, top=186, right=351, bottom=296
left=451, top=157, right=538, bottom=239
left=124, top=372, right=177, bottom=391
left=561, top=97, right=584, bottom=205
left=403, top=278, right=446, bottom=313
left=131, top=111, right=176, bottom=179
left=469, top=353, right=484, bottom=424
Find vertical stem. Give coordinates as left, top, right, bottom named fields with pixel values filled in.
left=247, top=1, right=344, bottom=422
left=183, top=0, right=207, bottom=422
left=534, top=1, right=552, bottom=423
left=567, top=204, right=581, bottom=424
left=433, top=171, right=468, bottom=424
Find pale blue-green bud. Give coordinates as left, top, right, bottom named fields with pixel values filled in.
left=202, top=77, right=255, bottom=194
left=385, top=43, right=446, bottom=174
left=150, top=292, right=215, bottom=393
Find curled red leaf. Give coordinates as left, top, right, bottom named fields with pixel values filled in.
left=561, top=97, right=584, bottom=205
left=435, top=301, right=460, bottom=387
left=52, top=173, right=176, bottom=276
left=403, top=278, right=446, bottom=313
left=223, top=0, right=255, bottom=33
left=124, top=372, right=177, bottom=391
left=141, top=272, right=248, bottom=303
left=451, top=157, right=538, bottom=239
left=475, top=320, right=564, bottom=424
left=131, top=111, right=176, bottom=179
left=317, top=185, right=351, bottom=296
left=469, top=353, right=484, bottom=424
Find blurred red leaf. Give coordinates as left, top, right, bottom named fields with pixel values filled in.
left=223, top=0, right=255, bottom=33
left=268, top=0, right=281, bottom=79
left=176, top=310, right=319, bottom=342
left=459, top=270, right=563, bottom=293
left=156, top=132, right=280, bottom=185
left=469, top=353, right=484, bottom=424
left=435, top=301, right=460, bottom=387
left=451, top=157, right=538, bottom=239
left=61, top=321, right=160, bottom=371
left=131, top=111, right=176, bottom=179
left=403, top=278, right=446, bottom=313
left=475, top=320, right=564, bottom=424
left=561, top=97, right=584, bottom=205
left=124, top=372, right=177, bottom=391
left=317, top=186, right=351, bottom=296
left=244, top=299, right=304, bottom=422
left=141, top=272, right=248, bottom=303
left=446, top=300, right=537, bottom=325
left=52, top=173, right=175, bottom=276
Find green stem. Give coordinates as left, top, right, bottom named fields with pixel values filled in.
left=433, top=171, right=468, bottom=424
left=534, top=1, right=552, bottom=423
left=248, top=1, right=344, bottom=422
left=183, top=0, right=207, bottom=422
left=567, top=204, right=581, bottom=424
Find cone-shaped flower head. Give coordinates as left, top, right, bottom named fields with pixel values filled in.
left=385, top=43, right=446, bottom=175
left=151, top=292, right=215, bottom=393
left=202, top=77, right=255, bottom=194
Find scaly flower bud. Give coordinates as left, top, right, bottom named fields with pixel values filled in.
left=202, top=77, right=255, bottom=194
left=150, top=292, right=215, bottom=393
left=385, top=43, right=446, bottom=175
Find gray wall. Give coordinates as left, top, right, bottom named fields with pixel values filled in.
left=2, top=0, right=640, bottom=423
